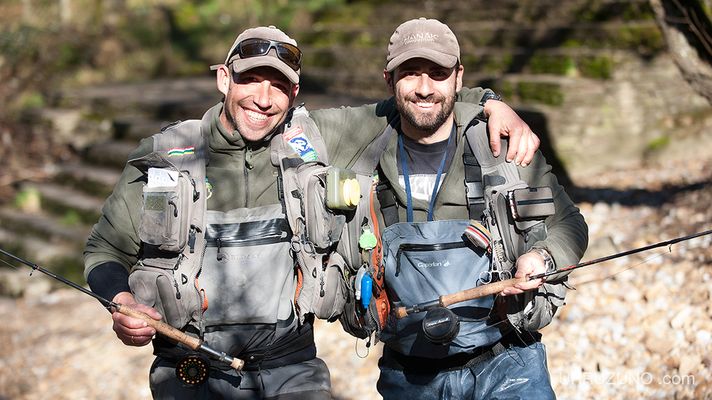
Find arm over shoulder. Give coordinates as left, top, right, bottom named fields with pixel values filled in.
left=310, top=100, right=397, bottom=169
left=456, top=87, right=488, bottom=104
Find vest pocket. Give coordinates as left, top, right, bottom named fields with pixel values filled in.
left=139, top=172, right=195, bottom=253
left=129, top=257, right=198, bottom=329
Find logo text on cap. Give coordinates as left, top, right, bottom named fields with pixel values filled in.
left=402, top=33, right=439, bottom=45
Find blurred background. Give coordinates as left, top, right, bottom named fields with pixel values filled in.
left=0, top=0, right=710, bottom=399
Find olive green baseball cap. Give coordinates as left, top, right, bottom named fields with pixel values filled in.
left=211, top=25, right=301, bottom=84
left=385, top=17, right=460, bottom=72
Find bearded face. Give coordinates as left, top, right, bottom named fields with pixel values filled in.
left=390, top=58, right=461, bottom=137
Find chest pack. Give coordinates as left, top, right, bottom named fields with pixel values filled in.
left=337, top=118, right=554, bottom=343
left=126, top=106, right=348, bottom=335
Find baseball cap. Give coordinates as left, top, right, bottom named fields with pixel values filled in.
left=385, top=17, right=460, bottom=72
left=211, top=25, right=301, bottom=84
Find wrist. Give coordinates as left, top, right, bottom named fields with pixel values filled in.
left=112, top=291, right=136, bottom=305
left=478, top=90, right=502, bottom=120
left=530, top=247, right=556, bottom=273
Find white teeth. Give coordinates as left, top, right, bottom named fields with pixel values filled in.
left=415, top=102, right=435, bottom=108
left=245, top=110, right=268, bottom=122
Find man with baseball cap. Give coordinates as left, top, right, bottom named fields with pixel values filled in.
left=84, top=22, right=545, bottom=398
left=85, top=25, right=332, bottom=399
left=321, top=18, right=587, bottom=399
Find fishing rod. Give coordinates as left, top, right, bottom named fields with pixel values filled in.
left=395, top=229, right=712, bottom=319
left=0, top=248, right=244, bottom=371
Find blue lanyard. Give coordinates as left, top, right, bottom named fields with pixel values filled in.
left=398, top=129, right=454, bottom=222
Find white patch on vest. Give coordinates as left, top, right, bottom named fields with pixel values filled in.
left=402, top=33, right=439, bottom=45
left=147, top=167, right=178, bottom=187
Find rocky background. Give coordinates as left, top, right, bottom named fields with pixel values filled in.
left=1, top=155, right=710, bottom=400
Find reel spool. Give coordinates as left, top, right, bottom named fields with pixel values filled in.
left=422, top=307, right=460, bottom=345
left=176, top=355, right=209, bottom=386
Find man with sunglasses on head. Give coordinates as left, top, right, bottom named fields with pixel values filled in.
left=84, top=24, right=541, bottom=399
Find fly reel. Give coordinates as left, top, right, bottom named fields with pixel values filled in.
left=422, top=307, right=460, bottom=345
left=176, top=355, right=209, bottom=386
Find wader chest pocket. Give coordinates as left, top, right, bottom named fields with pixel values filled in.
left=395, top=242, right=468, bottom=277
left=139, top=172, right=195, bottom=253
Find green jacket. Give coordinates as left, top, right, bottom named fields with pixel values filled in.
left=84, top=88, right=491, bottom=276
left=311, top=98, right=588, bottom=271
left=84, top=103, right=285, bottom=275
left=311, top=96, right=588, bottom=333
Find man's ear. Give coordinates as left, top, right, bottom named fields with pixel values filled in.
left=290, top=83, right=300, bottom=105
left=383, top=69, right=395, bottom=95
left=216, top=65, right=231, bottom=96
left=455, top=64, right=464, bottom=92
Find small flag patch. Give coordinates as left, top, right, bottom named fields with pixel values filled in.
left=167, top=147, right=195, bottom=156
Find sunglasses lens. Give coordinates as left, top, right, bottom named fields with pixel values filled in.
left=234, top=39, right=301, bottom=71
left=276, top=43, right=302, bottom=70
left=238, top=39, right=272, bottom=57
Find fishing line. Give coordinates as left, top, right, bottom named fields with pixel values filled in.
left=0, top=247, right=245, bottom=372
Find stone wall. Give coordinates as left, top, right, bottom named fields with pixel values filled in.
left=291, top=0, right=712, bottom=182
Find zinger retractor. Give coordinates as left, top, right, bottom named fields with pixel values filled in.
left=176, top=355, right=209, bottom=386
left=464, top=220, right=491, bottom=252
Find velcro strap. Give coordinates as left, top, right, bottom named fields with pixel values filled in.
left=463, top=144, right=485, bottom=219
left=376, top=180, right=399, bottom=227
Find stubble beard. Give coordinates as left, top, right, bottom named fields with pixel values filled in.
left=396, top=91, right=456, bottom=135
left=222, top=89, right=286, bottom=143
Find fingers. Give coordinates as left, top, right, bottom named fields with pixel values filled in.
left=132, top=302, right=163, bottom=321
left=522, top=132, right=540, bottom=167
left=500, top=251, right=547, bottom=296
left=509, top=127, right=540, bottom=167
left=112, top=310, right=157, bottom=346
left=488, top=122, right=503, bottom=158
left=505, top=126, right=521, bottom=164
left=513, top=126, right=530, bottom=166
left=110, top=295, right=161, bottom=347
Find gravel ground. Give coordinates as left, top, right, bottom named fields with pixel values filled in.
left=1, top=157, right=710, bottom=400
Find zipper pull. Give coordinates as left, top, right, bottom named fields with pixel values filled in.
left=173, top=274, right=182, bottom=300
left=188, top=226, right=197, bottom=254
left=216, top=238, right=224, bottom=261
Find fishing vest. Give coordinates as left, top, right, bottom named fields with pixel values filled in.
left=337, top=118, right=554, bottom=352
left=126, top=106, right=348, bottom=355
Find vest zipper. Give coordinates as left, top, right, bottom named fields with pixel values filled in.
left=196, top=239, right=208, bottom=339
left=172, top=255, right=184, bottom=299
left=395, top=241, right=467, bottom=276
left=244, top=147, right=251, bottom=207
left=206, top=232, right=288, bottom=248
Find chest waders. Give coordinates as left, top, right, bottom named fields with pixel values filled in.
left=126, top=107, right=348, bottom=377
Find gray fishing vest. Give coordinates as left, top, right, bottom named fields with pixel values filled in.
left=337, top=118, right=556, bottom=350
left=126, top=106, right=347, bottom=356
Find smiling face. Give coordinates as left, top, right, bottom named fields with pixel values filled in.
left=217, top=65, right=299, bottom=142
left=386, top=58, right=463, bottom=141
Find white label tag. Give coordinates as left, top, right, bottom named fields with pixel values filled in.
left=147, top=167, right=179, bottom=188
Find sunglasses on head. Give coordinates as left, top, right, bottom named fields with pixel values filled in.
left=229, top=38, right=302, bottom=71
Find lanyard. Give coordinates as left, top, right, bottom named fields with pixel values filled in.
left=398, top=127, right=454, bottom=222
